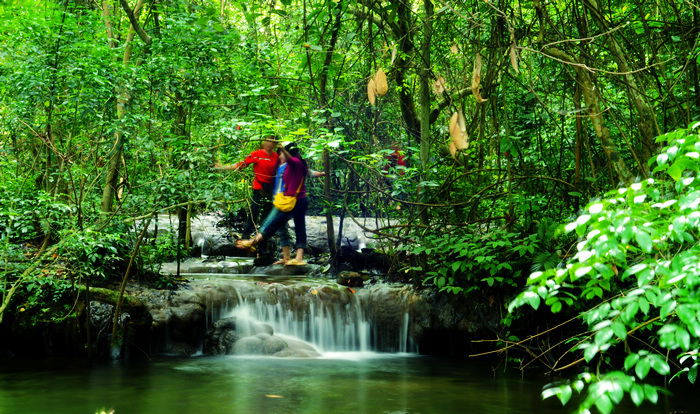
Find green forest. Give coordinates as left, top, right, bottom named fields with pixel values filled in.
left=1, top=0, right=700, bottom=412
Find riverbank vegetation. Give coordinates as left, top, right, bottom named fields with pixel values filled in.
left=1, top=0, right=699, bottom=412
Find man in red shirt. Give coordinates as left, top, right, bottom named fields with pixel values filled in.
left=215, top=137, right=278, bottom=237
left=385, top=141, right=406, bottom=173
left=384, top=141, right=406, bottom=210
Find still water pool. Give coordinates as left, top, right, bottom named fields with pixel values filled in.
left=1, top=353, right=696, bottom=414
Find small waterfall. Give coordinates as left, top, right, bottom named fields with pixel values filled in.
left=214, top=281, right=415, bottom=354
left=399, top=312, right=410, bottom=353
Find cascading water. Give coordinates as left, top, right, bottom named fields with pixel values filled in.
left=201, top=278, right=416, bottom=355
left=227, top=294, right=371, bottom=353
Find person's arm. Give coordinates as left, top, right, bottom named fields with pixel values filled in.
left=277, top=144, right=292, bottom=161
left=213, top=162, right=243, bottom=171
left=308, top=169, right=325, bottom=178
left=279, top=145, right=308, bottom=176
left=214, top=152, right=255, bottom=171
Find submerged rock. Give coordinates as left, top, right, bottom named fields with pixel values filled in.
left=203, top=315, right=321, bottom=357
left=273, top=337, right=321, bottom=358
left=336, top=271, right=364, bottom=288
left=234, top=336, right=264, bottom=354
left=262, top=335, right=287, bottom=354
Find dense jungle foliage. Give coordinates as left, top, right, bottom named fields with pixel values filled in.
left=1, top=0, right=700, bottom=411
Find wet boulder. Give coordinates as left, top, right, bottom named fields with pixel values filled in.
left=336, top=271, right=364, bottom=288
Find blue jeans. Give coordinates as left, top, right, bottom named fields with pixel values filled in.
left=259, top=196, right=308, bottom=249
left=260, top=208, right=292, bottom=247
left=242, top=185, right=273, bottom=236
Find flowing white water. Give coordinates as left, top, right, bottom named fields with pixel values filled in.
left=221, top=283, right=415, bottom=354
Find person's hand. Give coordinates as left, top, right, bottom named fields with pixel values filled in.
left=314, top=171, right=325, bottom=177
left=213, top=162, right=224, bottom=170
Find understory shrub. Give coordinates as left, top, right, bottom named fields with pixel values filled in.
left=509, top=126, right=700, bottom=414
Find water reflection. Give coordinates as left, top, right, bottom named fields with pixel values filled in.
left=2, top=355, right=697, bottom=414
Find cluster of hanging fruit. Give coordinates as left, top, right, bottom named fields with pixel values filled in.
left=448, top=111, right=469, bottom=157
left=365, top=62, right=476, bottom=159
left=366, top=68, right=388, bottom=106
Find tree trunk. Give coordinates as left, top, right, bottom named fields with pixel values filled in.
left=100, top=139, right=124, bottom=214
left=545, top=47, right=633, bottom=186
left=173, top=89, right=191, bottom=248
left=315, top=0, right=342, bottom=255
left=418, top=0, right=433, bottom=226
left=581, top=0, right=656, bottom=169
left=392, top=0, right=421, bottom=144
left=100, top=0, right=147, bottom=215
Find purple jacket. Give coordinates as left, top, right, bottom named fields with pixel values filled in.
left=283, top=156, right=307, bottom=198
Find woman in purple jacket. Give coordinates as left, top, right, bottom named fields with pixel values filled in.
left=236, top=142, right=310, bottom=265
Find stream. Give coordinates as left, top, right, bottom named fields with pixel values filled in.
left=2, top=259, right=698, bottom=413
left=1, top=353, right=697, bottom=413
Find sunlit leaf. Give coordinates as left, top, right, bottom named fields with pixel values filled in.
left=624, top=353, right=639, bottom=371
left=630, top=384, right=644, bottom=406
left=612, top=321, right=627, bottom=340
left=635, top=358, right=650, bottom=379
left=635, top=231, right=652, bottom=253
left=594, top=394, right=613, bottom=414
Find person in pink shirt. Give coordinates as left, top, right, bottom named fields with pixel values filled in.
left=236, top=142, right=310, bottom=265
left=215, top=137, right=278, bottom=237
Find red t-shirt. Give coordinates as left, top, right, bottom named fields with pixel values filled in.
left=385, top=149, right=406, bottom=175
left=235, top=149, right=278, bottom=190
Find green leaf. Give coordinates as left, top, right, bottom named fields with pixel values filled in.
left=635, top=358, right=651, bottom=379
left=639, top=297, right=650, bottom=315
left=690, top=321, right=700, bottom=337
left=676, top=305, right=696, bottom=325
left=622, top=301, right=639, bottom=323
left=542, top=384, right=573, bottom=405
left=559, top=386, right=572, bottom=405
left=595, top=326, right=614, bottom=346
left=676, top=328, right=691, bottom=350
left=650, top=357, right=670, bottom=375
left=623, top=263, right=648, bottom=278
left=661, top=300, right=677, bottom=318
left=584, top=344, right=599, bottom=362
left=624, top=353, right=639, bottom=371
left=437, top=277, right=445, bottom=288
left=526, top=292, right=540, bottom=310
left=668, top=162, right=682, bottom=181
left=574, top=265, right=592, bottom=278
left=630, top=383, right=645, bottom=406
left=612, top=321, right=628, bottom=341
left=635, top=230, right=652, bottom=253
left=644, top=384, right=659, bottom=404
left=594, top=394, right=613, bottom=414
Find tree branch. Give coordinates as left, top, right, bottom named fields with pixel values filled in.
left=118, top=0, right=152, bottom=46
